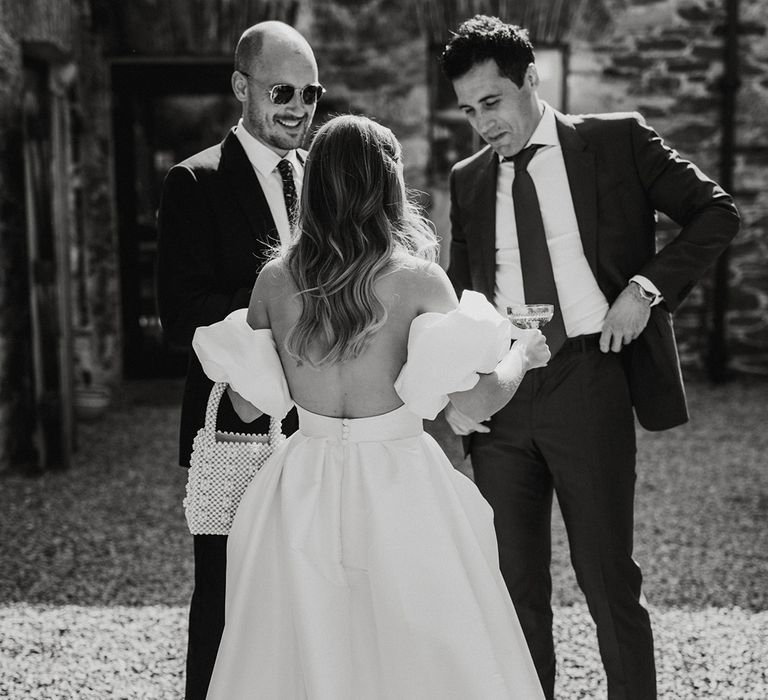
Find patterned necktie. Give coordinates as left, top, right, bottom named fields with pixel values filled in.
left=276, top=159, right=298, bottom=228
left=510, top=145, right=567, bottom=356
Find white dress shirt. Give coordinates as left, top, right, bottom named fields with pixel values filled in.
left=494, top=104, right=609, bottom=336
left=234, top=119, right=304, bottom=247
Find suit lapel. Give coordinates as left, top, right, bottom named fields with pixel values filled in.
left=467, top=148, right=499, bottom=298
left=219, top=129, right=279, bottom=248
left=555, top=112, right=598, bottom=276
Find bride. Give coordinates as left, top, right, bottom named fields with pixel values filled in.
left=193, top=114, right=549, bottom=699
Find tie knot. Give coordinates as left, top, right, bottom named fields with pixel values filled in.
left=506, top=144, right=540, bottom=172
left=276, top=159, right=293, bottom=180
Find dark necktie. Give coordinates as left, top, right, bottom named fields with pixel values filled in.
left=276, top=159, right=298, bottom=228
left=510, top=145, right=567, bottom=356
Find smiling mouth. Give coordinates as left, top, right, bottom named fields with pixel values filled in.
left=276, top=116, right=305, bottom=130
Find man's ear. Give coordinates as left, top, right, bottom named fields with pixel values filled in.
left=231, top=71, right=247, bottom=103
left=525, top=63, right=540, bottom=90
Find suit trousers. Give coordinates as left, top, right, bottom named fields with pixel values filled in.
left=185, top=534, right=227, bottom=700
left=471, top=342, right=656, bottom=700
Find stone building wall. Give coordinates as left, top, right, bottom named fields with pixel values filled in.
left=0, top=0, right=123, bottom=472
left=69, top=0, right=122, bottom=390
left=0, top=1, right=83, bottom=471
left=309, top=0, right=431, bottom=192
left=729, top=0, right=768, bottom=376
left=568, top=0, right=768, bottom=375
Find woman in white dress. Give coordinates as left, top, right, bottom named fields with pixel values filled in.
left=194, top=114, right=549, bottom=699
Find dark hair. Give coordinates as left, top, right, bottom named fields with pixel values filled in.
left=283, top=115, right=437, bottom=366
left=440, top=15, right=535, bottom=87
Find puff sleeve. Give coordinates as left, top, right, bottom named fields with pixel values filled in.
left=394, top=291, right=512, bottom=419
left=192, top=309, right=293, bottom=418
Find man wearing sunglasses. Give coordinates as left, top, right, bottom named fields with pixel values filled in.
left=156, top=20, right=323, bottom=700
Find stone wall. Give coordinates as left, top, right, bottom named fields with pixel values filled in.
left=309, top=0, right=431, bottom=192
left=69, top=0, right=122, bottom=390
left=0, top=0, right=81, bottom=471
left=569, top=0, right=768, bottom=376
left=729, top=0, right=768, bottom=376
left=0, top=0, right=123, bottom=472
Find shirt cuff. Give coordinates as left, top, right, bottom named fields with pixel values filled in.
left=630, top=275, right=663, bottom=306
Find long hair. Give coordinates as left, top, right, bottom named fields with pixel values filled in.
left=283, top=114, right=437, bottom=367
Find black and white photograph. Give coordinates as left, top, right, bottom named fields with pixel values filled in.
left=0, top=1, right=766, bottom=698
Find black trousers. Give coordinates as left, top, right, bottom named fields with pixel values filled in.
left=471, top=343, right=656, bottom=700
left=185, top=534, right=227, bottom=700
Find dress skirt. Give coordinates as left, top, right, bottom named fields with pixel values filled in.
left=206, top=404, right=544, bottom=700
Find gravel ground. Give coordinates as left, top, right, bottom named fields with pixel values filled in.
left=1, top=377, right=767, bottom=699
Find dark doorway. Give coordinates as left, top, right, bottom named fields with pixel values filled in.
left=112, top=59, right=239, bottom=378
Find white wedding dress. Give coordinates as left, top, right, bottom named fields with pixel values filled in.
left=193, top=292, right=544, bottom=700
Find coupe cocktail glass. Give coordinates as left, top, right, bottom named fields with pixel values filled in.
left=506, top=303, right=554, bottom=330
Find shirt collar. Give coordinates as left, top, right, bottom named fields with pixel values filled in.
left=498, top=101, right=558, bottom=162
left=235, top=118, right=302, bottom=177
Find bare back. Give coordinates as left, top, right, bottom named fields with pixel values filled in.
left=248, top=256, right=457, bottom=418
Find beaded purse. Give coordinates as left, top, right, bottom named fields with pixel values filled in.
left=184, top=381, right=286, bottom=535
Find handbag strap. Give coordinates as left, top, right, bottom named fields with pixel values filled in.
left=203, top=382, right=282, bottom=446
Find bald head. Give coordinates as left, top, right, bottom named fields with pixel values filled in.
left=235, top=21, right=313, bottom=72
left=231, top=20, right=320, bottom=156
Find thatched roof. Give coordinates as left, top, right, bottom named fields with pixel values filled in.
left=414, top=0, right=600, bottom=47
left=89, top=0, right=301, bottom=56
left=2, top=0, right=75, bottom=57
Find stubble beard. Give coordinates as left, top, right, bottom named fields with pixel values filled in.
left=249, top=109, right=310, bottom=153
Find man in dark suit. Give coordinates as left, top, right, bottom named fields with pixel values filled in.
left=439, top=15, right=739, bottom=700
left=156, top=21, right=323, bottom=700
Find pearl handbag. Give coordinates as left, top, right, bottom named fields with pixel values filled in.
left=183, top=381, right=286, bottom=535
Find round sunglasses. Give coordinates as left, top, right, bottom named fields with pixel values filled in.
left=238, top=71, right=326, bottom=105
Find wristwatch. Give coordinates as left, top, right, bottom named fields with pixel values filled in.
left=631, top=281, right=657, bottom=305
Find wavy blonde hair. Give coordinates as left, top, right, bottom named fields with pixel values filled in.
left=283, top=115, right=437, bottom=367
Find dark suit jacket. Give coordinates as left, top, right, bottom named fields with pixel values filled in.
left=157, top=129, right=299, bottom=466
left=447, top=110, right=740, bottom=431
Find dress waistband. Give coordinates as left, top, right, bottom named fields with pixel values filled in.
left=297, top=404, right=423, bottom=443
